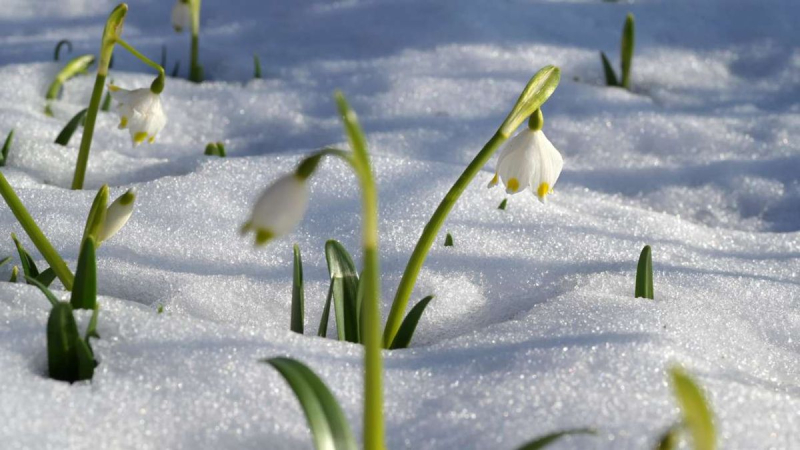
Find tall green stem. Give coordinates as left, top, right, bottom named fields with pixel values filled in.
left=0, top=171, right=74, bottom=289
left=333, top=92, right=385, bottom=449
left=189, top=0, right=203, bottom=82
left=382, top=131, right=505, bottom=347
left=70, top=4, right=128, bottom=190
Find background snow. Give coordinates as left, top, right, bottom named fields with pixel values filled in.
left=0, top=0, right=798, bottom=449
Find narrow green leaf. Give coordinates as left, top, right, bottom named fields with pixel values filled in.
left=253, top=54, right=262, bottom=79
left=264, top=357, right=357, bottom=450
left=81, top=185, right=109, bottom=245
left=655, top=424, right=680, bottom=450
left=497, top=198, right=508, bottom=210
left=0, top=255, right=10, bottom=267
left=54, top=108, right=89, bottom=146
left=24, top=275, right=59, bottom=307
left=325, top=240, right=360, bottom=343
left=216, top=142, right=227, bottom=157
left=620, top=13, right=635, bottom=90
left=444, top=233, right=454, bottom=247
left=85, top=304, right=100, bottom=341
left=334, top=92, right=368, bottom=164
left=500, top=66, right=561, bottom=137
left=171, top=61, right=181, bottom=78
left=53, top=39, right=73, bottom=61
left=45, top=54, right=95, bottom=100
left=291, top=244, right=305, bottom=334
left=670, top=366, right=716, bottom=450
left=389, top=295, right=433, bottom=350
left=517, top=428, right=596, bottom=450
left=12, top=233, right=40, bottom=279
left=9, top=265, right=18, bottom=282
left=635, top=245, right=653, bottom=299
left=36, top=267, right=57, bottom=287
left=600, top=51, right=619, bottom=87
left=70, top=237, right=97, bottom=310
left=47, top=302, right=94, bottom=382
left=101, top=88, right=112, bottom=112
left=1, top=129, right=14, bottom=166
left=317, top=282, right=334, bottom=338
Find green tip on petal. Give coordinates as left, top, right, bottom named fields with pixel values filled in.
left=254, top=229, right=275, bottom=246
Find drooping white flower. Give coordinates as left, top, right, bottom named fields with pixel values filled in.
left=488, top=127, right=563, bottom=203
left=109, top=85, right=167, bottom=146
left=242, top=174, right=310, bottom=245
left=99, top=189, right=136, bottom=243
left=171, top=0, right=192, bottom=33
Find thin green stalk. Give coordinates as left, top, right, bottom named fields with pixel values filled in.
left=383, top=131, right=503, bottom=346
left=0, top=171, right=74, bottom=289
left=189, top=0, right=203, bottom=82
left=383, top=66, right=560, bottom=348
left=71, top=4, right=128, bottom=190
left=115, top=38, right=166, bottom=93
left=334, top=93, right=384, bottom=450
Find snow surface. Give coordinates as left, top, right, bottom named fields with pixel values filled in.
left=0, top=0, right=799, bottom=449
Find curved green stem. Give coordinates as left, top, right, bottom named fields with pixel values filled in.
left=114, top=39, right=166, bottom=93
left=382, top=131, right=506, bottom=347
left=70, top=4, right=128, bottom=190
left=382, top=66, right=560, bottom=348
left=0, top=171, right=74, bottom=289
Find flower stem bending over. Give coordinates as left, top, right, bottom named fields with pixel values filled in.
left=71, top=4, right=127, bottom=190
left=382, top=66, right=561, bottom=348
left=244, top=93, right=385, bottom=449
left=71, top=4, right=167, bottom=189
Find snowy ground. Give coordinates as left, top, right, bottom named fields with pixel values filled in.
left=0, top=0, right=798, bottom=449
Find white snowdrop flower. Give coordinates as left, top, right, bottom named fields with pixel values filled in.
left=171, top=0, right=192, bottom=33
left=99, top=189, right=136, bottom=243
left=109, top=84, right=167, bottom=146
left=488, top=122, right=563, bottom=203
left=242, top=174, right=310, bottom=245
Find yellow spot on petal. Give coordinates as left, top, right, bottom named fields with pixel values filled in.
left=488, top=173, right=499, bottom=187
left=118, top=116, right=128, bottom=128
left=109, top=85, right=121, bottom=92
left=537, top=182, right=551, bottom=199
left=148, top=136, right=156, bottom=144
left=507, top=178, right=520, bottom=193
left=133, top=132, right=148, bottom=144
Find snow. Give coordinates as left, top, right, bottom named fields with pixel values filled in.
left=0, top=0, right=798, bottom=449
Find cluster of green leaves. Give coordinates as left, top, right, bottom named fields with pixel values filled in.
left=601, top=13, right=635, bottom=90
left=290, top=241, right=433, bottom=350
left=204, top=142, right=227, bottom=157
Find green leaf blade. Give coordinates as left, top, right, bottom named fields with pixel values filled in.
left=81, top=185, right=109, bottom=245
left=516, top=428, right=596, bottom=450
left=620, top=13, right=635, bottom=90
left=670, top=366, right=716, bottom=450
left=70, top=237, right=97, bottom=310
left=600, top=51, right=619, bottom=87
left=12, top=233, right=40, bottom=280
left=325, top=240, right=360, bottom=343
left=1, top=129, right=14, bottom=166
left=54, top=108, right=89, bottom=146
left=635, top=245, right=654, bottom=299
left=264, top=357, right=357, bottom=450
left=47, top=302, right=92, bottom=382
left=291, top=244, right=305, bottom=334
left=389, top=295, right=433, bottom=350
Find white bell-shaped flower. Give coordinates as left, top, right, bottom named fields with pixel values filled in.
left=171, top=0, right=192, bottom=33
left=242, top=174, right=310, bottom=245
left=99, top=189, right=136, bottom=243
left=109, top=85, right=167, bottom=146
left=488, top=127, right=563, bottom=203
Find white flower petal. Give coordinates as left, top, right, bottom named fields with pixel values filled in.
left=245, top=174, right=309, bottom=244
left=489, top=128, right=564, bottom=202
left=100, top=189, right=136, bottom=242
left=171, top=1, right=192, bottom=33
left=110, top=86, right=167, bottom=146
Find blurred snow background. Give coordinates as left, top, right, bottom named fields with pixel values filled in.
left=0, top=0, right=798, bottom=449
